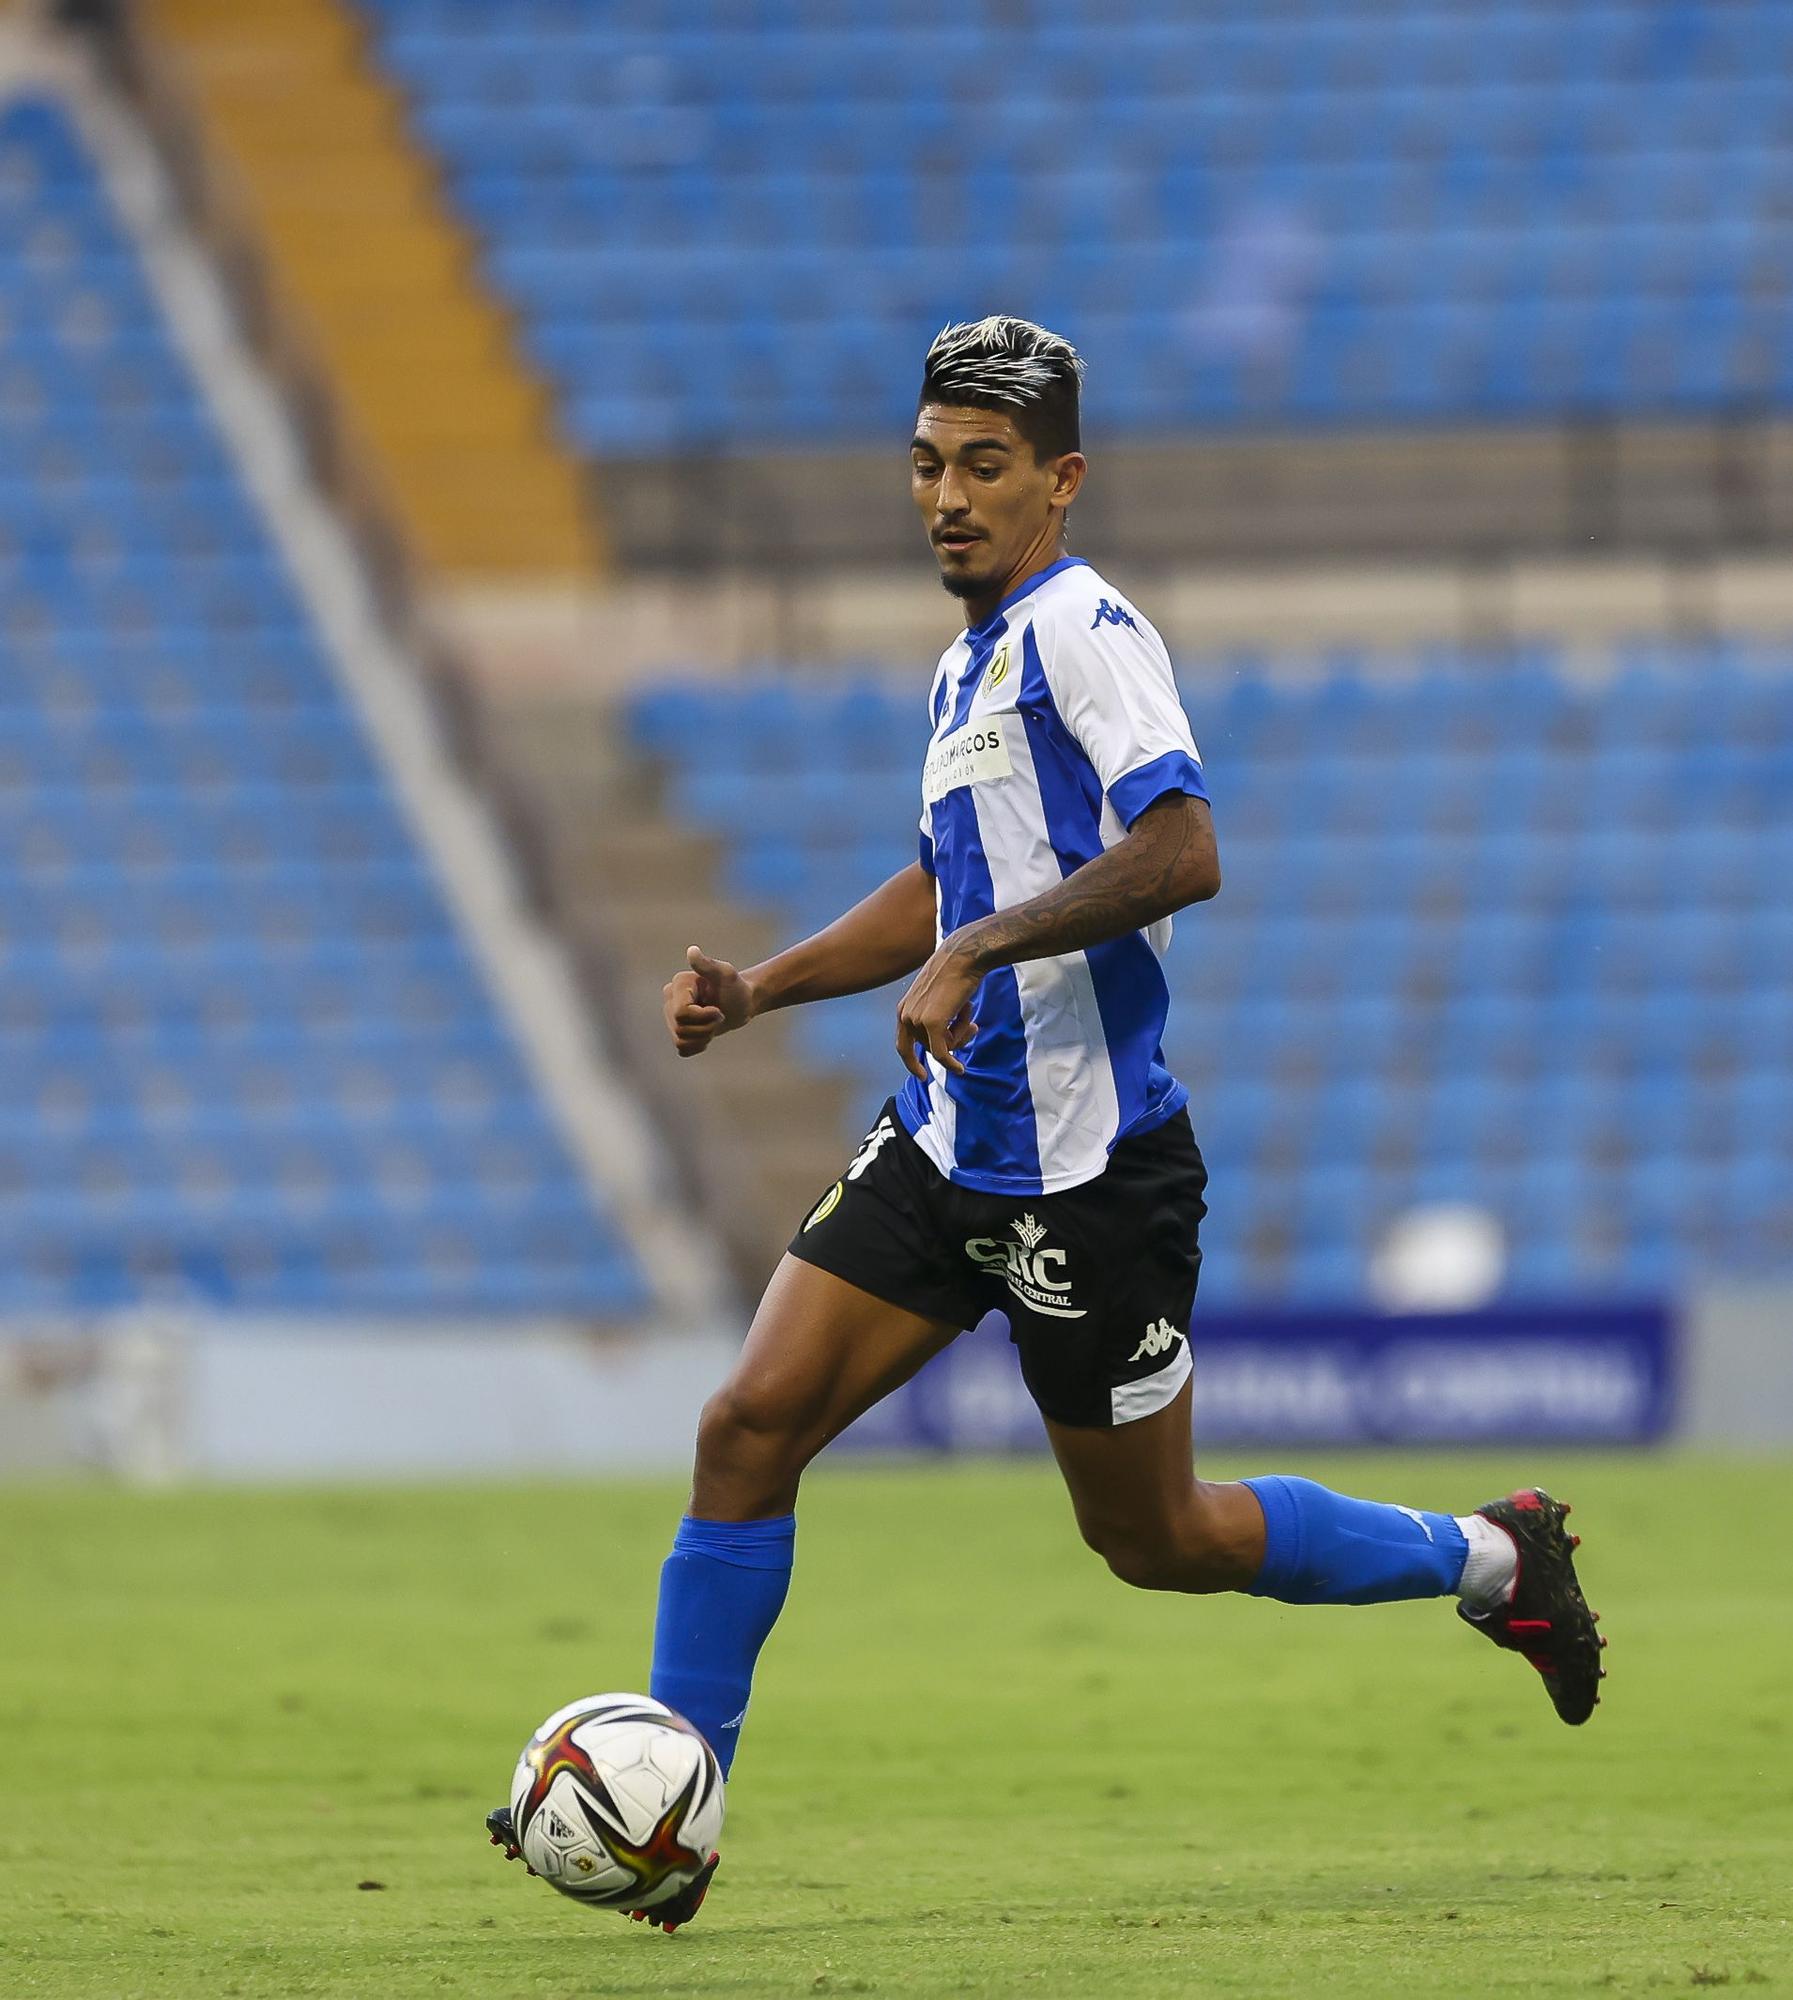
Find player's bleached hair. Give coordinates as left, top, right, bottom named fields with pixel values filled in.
left=919, top=316, right=1084, bottom=460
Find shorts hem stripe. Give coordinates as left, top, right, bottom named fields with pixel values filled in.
left=1109, top=1343, right=1193, bottom=1426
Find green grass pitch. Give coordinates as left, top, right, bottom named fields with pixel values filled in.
left=2, top=1454, right=1790, bottom=1998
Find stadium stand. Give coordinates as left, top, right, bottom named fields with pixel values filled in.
left=0, top=91, right=645, bottom=1317
left=135, top=0, right=598, bottom=577
left=626, top=647, right=1793, bottom=1305
left=362, top=0, right=1793, bottom=454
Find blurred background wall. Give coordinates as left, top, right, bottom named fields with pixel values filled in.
left=2, top=0, right=1790, bottom=1473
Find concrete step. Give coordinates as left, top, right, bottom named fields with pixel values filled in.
left=143, top=0, right=597, bottom=578
left=471, top=675, right=859, bottom=1291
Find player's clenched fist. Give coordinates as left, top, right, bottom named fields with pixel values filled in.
left=664, top=945, right=754, bottom=1058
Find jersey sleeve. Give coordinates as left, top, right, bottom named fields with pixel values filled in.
left=1036, top=601, right=1209, bottom=827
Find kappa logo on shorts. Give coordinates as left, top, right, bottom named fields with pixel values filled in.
left=1128, top=1317, right=1183, bottom=1364
left=963, top=1212, right=1086, bottom=1320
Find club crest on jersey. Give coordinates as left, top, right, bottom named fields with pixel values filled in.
left=963, top=1212, right=1086, bottom=1319
left=984, top=639, right=1012, bottom=690
left=1090, top=598, right=1138, bottom=632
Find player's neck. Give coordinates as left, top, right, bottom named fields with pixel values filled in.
left=960, top=534, right=1069, bottom=632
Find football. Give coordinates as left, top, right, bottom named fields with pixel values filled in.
left=507, top=1694, right=724, bottom=1911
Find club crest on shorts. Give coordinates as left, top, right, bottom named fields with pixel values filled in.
left=962, top=1212, right=1086, bottom=1319
left=803, top=1181, right=843, bottom=1231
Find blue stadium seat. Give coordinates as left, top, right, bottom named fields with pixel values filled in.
left=0, top=93, right=647, bottom=1320
left=353, top=1, right=1793, bottom=447
left=630, top=637, right=1793, bottom=1305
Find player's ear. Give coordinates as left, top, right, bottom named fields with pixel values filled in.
left=1048, top=451, right=1086, bottom=513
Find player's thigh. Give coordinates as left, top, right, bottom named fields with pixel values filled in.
left=710, top=1252, right=958, bottom=1455
left=1043, top=1374, right=1199, bottom=1555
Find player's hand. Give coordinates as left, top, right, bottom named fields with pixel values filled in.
left=895, top=937, right=981, bottom=1081
left=664, top=946, right=754, bottom=1058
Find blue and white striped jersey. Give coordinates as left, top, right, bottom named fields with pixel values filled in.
left=899, top=555, right=1209, bottom=1196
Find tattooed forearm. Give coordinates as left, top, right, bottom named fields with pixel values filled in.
left=952, top=794, right=1219, bottom=975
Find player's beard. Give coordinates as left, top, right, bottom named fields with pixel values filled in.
left=936, top=552, right=1001, bottom=599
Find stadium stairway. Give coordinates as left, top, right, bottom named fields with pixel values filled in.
left=0, top=49, right=688, bottom=1324
left=475, top=691, right=852, bottom=1291
left=133, top=0, right=598, bottom=578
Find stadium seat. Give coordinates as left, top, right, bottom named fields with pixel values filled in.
left=0, top=94, right=647, bottom=1320
left=354, top=0, right=1793, bottom=447
left=627, top=638, right=1793, bottom=1305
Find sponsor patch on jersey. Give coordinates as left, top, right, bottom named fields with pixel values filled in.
left=922, top=714, right=1012, bottom=805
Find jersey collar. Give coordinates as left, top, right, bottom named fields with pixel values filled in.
left=963, top=555, right=1088, bottom=643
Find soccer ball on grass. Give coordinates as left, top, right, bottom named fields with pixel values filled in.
left=508, top=1693, right=724, bottom=1911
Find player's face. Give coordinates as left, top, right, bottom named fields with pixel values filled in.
left=910, top=404, right=1081, bottom=605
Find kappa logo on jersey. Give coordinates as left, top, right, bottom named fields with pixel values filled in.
left=963, top=1212, right=1086, bottom=1319
left=1128, top=1317, right=1183, bottom=1364
left=1090, top=598, right=1138, bottom=632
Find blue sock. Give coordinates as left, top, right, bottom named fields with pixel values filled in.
left=649, top=1514, right=795, bottom=1779
left=1243, top=1476, right=1468, bottom=1606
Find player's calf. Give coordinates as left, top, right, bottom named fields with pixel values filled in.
left=1077, top=1479, right=1265, bottom=1594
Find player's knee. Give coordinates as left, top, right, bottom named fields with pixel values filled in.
left=1082, top=1492, right=1241, bottom=1594
left=694, top=1380, right=812, bottom=1486
left=1079, top=1516, right=1188, bottom=1592
left=1099, top=1535, right=1187, bottom=1592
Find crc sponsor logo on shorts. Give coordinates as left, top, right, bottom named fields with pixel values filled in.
left=1128, top=1317, right=1183, bottom=1364
left=922, top=715, right=1012, bottom=805
left=963, top=1212, right=1086, bottom=1320
left=805, top=1116, right=897, bottom=1230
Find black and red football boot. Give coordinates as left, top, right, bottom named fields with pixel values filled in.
left=485, top=1805, right=533, bottom=1872
left=483, top=1806, right=720, bottom=1931
left=1457, top=1487, right=1607, bottom=1725
left=626, top=1850, right=720, bottom=1933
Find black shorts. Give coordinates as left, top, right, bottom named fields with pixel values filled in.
left=788, top=1098, right=1208, bottom=1430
